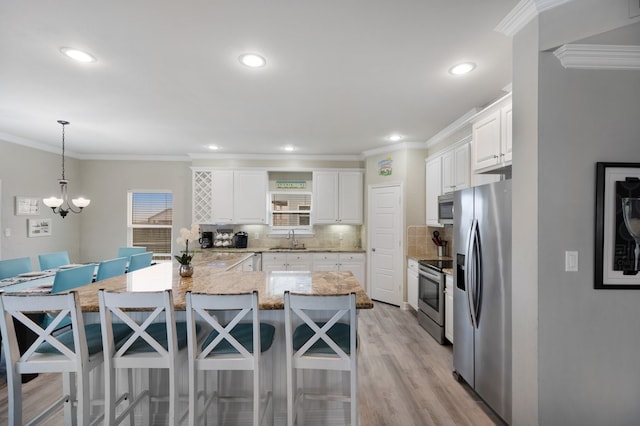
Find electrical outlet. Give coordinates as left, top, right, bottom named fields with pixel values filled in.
left=339, top=233, right=343, bottom=240
left=4, top=228, right=10, bottom=237
left=254, top=232, right=260, bottom=239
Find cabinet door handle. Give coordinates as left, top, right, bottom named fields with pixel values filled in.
left=493, top=155, right=499, bottom=159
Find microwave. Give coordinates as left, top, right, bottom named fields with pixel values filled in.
left=437, top=193, right=454, bottom=225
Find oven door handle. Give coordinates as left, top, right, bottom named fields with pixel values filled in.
left=465, top=219, right=479, bottom=329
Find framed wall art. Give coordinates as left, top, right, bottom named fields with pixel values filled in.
left=27, top=218, right=52, bottom=238
left=595, top=162, right=640, bottom=289
left=15, top=196, right=40, bottom=215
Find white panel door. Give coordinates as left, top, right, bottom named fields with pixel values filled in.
left=368, top=184, right=402, bottom=306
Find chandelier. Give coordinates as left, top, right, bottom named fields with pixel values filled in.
left=42, top=120, right=91, bottom=218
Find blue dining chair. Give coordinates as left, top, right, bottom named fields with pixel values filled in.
left=127, top=252, right=154, bottom=273
left=117, top=247, right=147, bottom=262
left=0, top=257, right=33, bottom=280
left=51, top=264, right=95, bottom=294
left=38, top=251, right=71, bottom=271
left=43, top=264, right=97, bottom=330
left=95, top=257, right=128, bottom=282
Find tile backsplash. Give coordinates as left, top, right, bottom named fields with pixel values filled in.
left=407, top=225, right=453, bottom=259
left=200, top=224, right=362, bottom=250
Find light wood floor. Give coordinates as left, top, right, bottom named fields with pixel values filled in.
left=0, top=301, right=503, bottom=425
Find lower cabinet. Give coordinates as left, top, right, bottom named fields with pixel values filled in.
left=262, top=253, right=312, bottom=272
left=407, top=259, right=419, bottom=311
left=311, top=252, right=366, bottom=286
left=445, top=274, right=454, bottom=344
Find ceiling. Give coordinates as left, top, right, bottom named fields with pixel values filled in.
left=0, top=1, right=515, bottom=159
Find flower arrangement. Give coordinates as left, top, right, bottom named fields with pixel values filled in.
left=175, top=224, right=200, bottom=265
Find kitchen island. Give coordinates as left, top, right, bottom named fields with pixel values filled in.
left=73, top=251, right=373, bottom=311
left=71, top=251, right=371, bottom=424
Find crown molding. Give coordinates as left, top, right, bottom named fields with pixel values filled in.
left=189, top=152, right=365, bottom=161
left=424, top=108, right=479, bottom=148
left=553, top=44, right=640, bottom=70
left=361, top=142, right=426, bottom=158
left=494, top=0, right=571, bottom=37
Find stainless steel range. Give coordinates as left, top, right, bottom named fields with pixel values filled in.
left=417, top=259, right=452, bottom=344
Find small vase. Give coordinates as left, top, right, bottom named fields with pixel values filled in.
left=179, top=263, right=194, bottom=277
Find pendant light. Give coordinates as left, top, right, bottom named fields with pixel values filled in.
left=42, top=120, right=90, bottom=218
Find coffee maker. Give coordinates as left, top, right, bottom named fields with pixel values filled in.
left=199, top=231, right=213, bottom=248
left=233, top=232, right=248, bottom=249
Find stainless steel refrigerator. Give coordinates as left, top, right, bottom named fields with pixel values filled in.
left=453, top=179, right=511, bottom=424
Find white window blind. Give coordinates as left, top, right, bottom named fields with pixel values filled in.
left=127, top=191, right=173, bottom=258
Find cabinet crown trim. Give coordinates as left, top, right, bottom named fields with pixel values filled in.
left=553, top=44, right=640, bottom=70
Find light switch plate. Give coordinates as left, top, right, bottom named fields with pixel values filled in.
left=565, top=251, right=578, bottom=271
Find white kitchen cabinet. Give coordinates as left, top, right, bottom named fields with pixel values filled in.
left=194, top=169, right=267, bottom=224
left=192, top=169, right=214, bottom=224
left=471, top=93, right=512, bottom=174
left=311, top=252, right=366, bottom=286
left=233, top=170, right=268, bottom=224
left=338, top=252, right=366, bottom=286
left=445, top=274, right=454, bottom=343
left=313, top=171, right=363, bottom=224
left=262, top=252, right=312, bottom=272
left=442, top=142, right=470, bottom=194
left=407, top=258, right=419, bottom=311
left=229, top=255, right=258, bottom=272
left=425, top=156, right=442, bottom=227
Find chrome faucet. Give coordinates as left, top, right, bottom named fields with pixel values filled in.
left=287, top=229, right=298, bottom=249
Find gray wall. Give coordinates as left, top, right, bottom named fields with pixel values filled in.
left=537, top=41, right=640, bottom=425
left=78, top=159, right=192, bottom=262
left=511, top=15, right=539, bottom=426
left=512, top=2, right=640, bottom=423
left=0, top=140, right=82, bottom=268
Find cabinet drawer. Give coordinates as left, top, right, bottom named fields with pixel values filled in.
left=262, top=253, right=287, bottom=263
left=338, top=253, right=365, bottom=262
left=313, top=253, right=339, bottom=262
left=287, top=253, right=312, bottom=263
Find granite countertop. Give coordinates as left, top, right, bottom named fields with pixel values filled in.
left=73, top=251, right=372, bottom=312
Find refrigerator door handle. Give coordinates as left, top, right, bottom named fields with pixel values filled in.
left=472, top=221, right=482, bottom=325
left=465, top=219, right=479, bottom=329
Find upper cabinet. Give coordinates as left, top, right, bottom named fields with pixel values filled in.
left=425, top=140, right=470, bottom=226
left=471, top=93, right=512, bottom=174
left=192, top=168, right=267, bottom=224
left=425, top=156, right=442, bottom=227
left=313, top=171, right=363, bottom=224
left=442, top=142, right=470, bottom=194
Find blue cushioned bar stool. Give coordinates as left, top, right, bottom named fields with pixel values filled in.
left=95, top=257, right=127, bottom=281
left=0, top=291, right=131, bottom=425
left=185, top=290, right=275, bottom=426
left=0, top=257, right=32, bottom=280
left=284, top=291, right=358, bottom=426
left=127, top=252, right=153, bottom=273
left=98, top=289, right=192, bottom=425
left=38, top=251, right=71, bottom=271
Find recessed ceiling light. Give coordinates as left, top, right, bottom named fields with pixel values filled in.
left=283, top=145, right=295, bottom=152
left=60, top=47, right=96, bottom=63
left=449, top=62, right=475, bottom=75
left=207, top=144, right=220, bottom=151
left=239, top=53, right=266, bottom=68
left=388, top=134, right=403, bottom=142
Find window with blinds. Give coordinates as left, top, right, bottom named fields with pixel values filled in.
left=127, top=191, right=173, bottom=259
left=270, top=191, right=312, bottom=230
